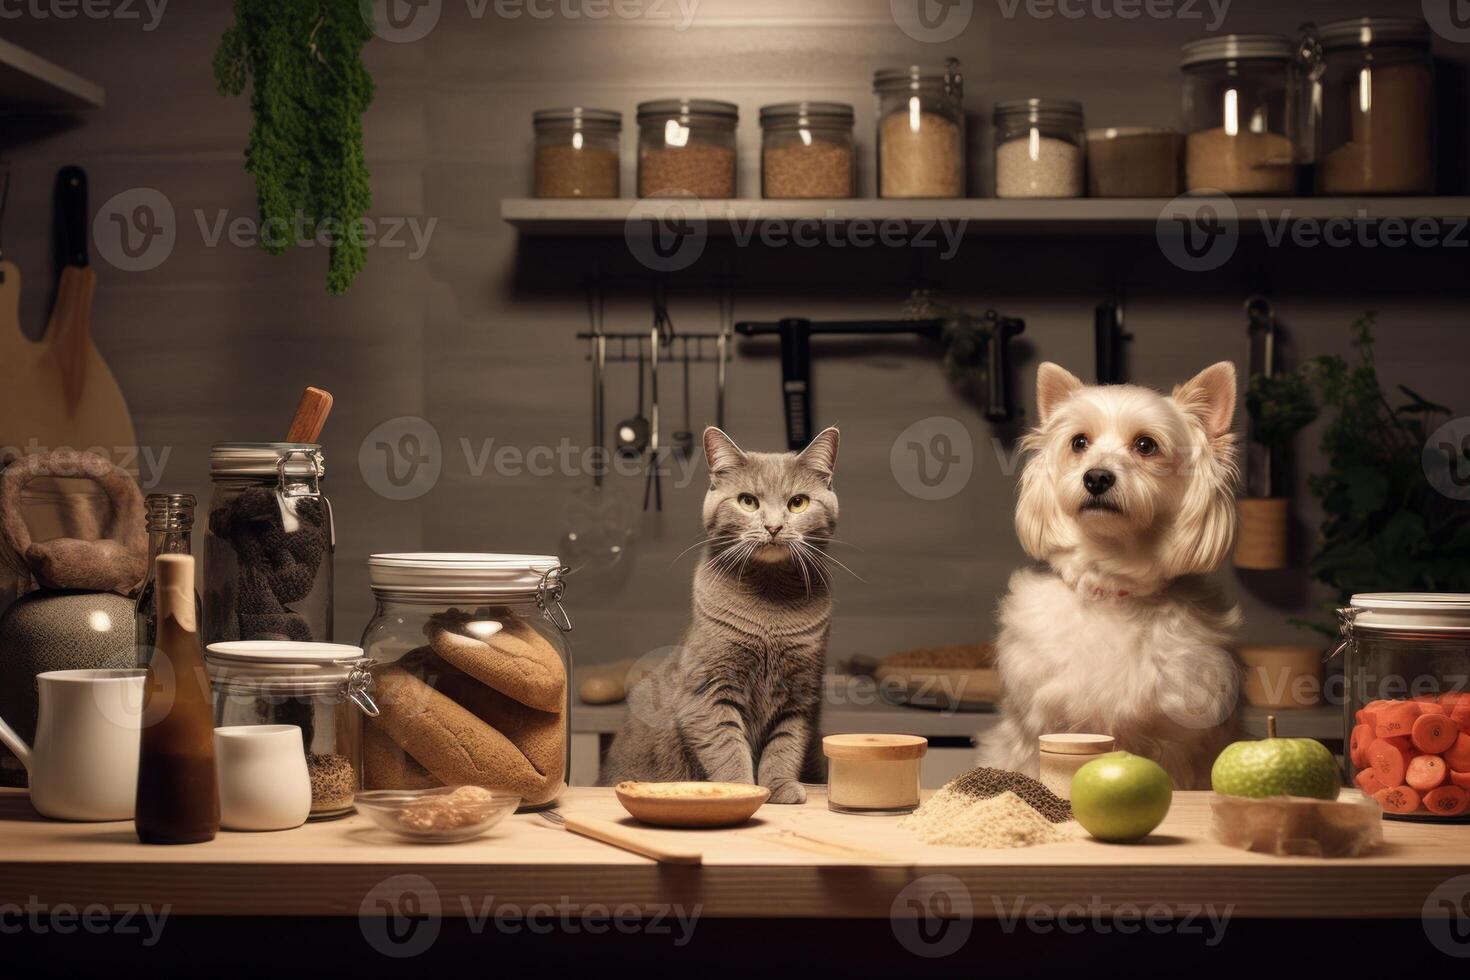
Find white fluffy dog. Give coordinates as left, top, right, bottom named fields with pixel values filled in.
left=978, top=361, right=1244, bottom=790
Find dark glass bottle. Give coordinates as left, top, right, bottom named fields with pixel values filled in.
left=135, top=553, right=219, bottom=844
left=135, top=493, right=200, bottom=666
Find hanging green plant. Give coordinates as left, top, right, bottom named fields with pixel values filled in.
left=214, top=1, right=375, bottom=294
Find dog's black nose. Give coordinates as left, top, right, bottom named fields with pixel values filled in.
left=1083, top=469, right=1116, bottom=496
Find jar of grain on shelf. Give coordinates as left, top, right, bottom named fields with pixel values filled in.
left=533, top=108, right=622, bottom=199
left=1181, top=34, right=1301, bottom=195
left=874, top=60, right=965, bottom=199
left=637, top=99, right=739, bottom=199
left=1086, top=127, right=1183, bottom=197
left=1310, top=17, right=1434, bottom=195
left=760, top=102, right=855, bottom=199
left=994, top=98, right=1085, bottom=199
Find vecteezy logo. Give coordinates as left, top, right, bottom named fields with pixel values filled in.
left=890, top=875, right=973, bottom=958
left=1423, top=874, right=1470, bottom=957
left=93, top=187, right=176, bottom=272
left=365, top=0, right=442, bottom=43
left=1423, top=0, right=1470, bottom=43
left=1424, top=418, right=1470, bottom=501
left=891, top=0, right=974, bottom=42
left=1158, top=650, right=1239, bottom=730
left=624, top=196, right=709, bottom=272
left=359, top=416, right=443, bottom=501
left=359, top=874, right=442, bottom=958
left=890, top=417, right=974, bottom=501
left=1156, top=192, right=1239, bottom=272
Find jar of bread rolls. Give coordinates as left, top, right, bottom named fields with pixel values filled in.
left=360, top=554, right=572, bottom=811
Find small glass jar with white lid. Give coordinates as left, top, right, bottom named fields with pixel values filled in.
left=360, top=553, right=572, bottom=811
left=760, top=101, right=856, bottom=199
left=533, top=107, right=622, bottom=199
left=993, top=98, right=1085, bottom=199
left=873, top=60, right=965, bottom=199
left=206, top=640, right=378, bottom=820
left=822, top=734, right=927, bottom=814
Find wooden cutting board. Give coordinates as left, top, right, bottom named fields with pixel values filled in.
left=0, top=258, right=136, bottom=474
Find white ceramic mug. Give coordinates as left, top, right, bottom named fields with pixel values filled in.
left=214, top=725, right=312, bottom=832
left=0, top=668, right=145, bottom=821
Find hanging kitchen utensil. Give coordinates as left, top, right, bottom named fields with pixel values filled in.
left=615, top=342, right=651, bottom=460
left=735, top=311, right=1026, bottom=449
left=643, top=322, right=663, bottom=512
left=671, top=338, right=695, bottom=461
left=1094, top=294, right=1131, bottom=385
left=49, top=167, right=96, bottom=416
left=1244, top=296, right=1278, bottom=500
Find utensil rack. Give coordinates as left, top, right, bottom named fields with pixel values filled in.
left=576, top=332, right=727, bottom=363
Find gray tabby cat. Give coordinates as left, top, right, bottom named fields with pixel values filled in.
left=599, top=426, right=841, bottom=804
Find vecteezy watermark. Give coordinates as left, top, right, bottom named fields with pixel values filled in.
left=994, top=0, right=1230, bottom=31
left=890, top=875, right=974, bottom=958
left=890, top=417, right=976, bottom=501
left=0, top=898, right=170, bottom=946
left=1423, top=0, right=1470, bottom=44
left=1424, top=418, right=1470, bottom=501
left=1156, top=192, right=1240, bottom=272
left=358, top=875, right=701, bottom=957
left=994, top=896, right=1233, bottom=945
left=1157, top=648, right=1240, bottom=731
left=1424, top=874, right=1470, bottom=957
left=359, top=417, right=444, bottom=502
left=92, top=186, right=436, bottom=274
left=891, top=0, right=974, bottom=43
left=0, top=0, right=168, bottom=31
left=625, top=196, right=710, bottom=273
left=1158, top=194, right=1470, bottom=272
left=1, top=441, right=173, bottom=489
left=366, top=0, right=701, bottom=42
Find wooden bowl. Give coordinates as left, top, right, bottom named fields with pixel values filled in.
left=614, top=781, right=770, bottom=828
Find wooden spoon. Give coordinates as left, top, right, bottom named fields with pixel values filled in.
left=286, top=386, right=333, bottom=443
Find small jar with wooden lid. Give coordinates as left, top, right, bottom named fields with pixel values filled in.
left=1038, top=733, right=1116, bottom=801
left=822, top=734, right=927, bottom=814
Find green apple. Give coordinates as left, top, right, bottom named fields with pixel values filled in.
left=1210, top=716, right=1340, bottom=801
left=1070, top=751, right=1174, bottom=842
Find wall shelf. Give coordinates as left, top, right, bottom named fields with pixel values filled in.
left=0, top=37, right=105, bottom=111
left=504, top=196, right=1470, bottom=238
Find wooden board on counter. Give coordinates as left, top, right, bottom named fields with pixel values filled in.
left=2, top=788, right=1465, bottom=920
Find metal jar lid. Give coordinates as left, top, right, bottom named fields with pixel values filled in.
left=873, top=58, right=963, bottom=97
left=759, top=101, right=855, bottom=130
left=210, top=442, right=325, bottom=480
left=533, top=107, right=623, bottom=131
left=636, top=99, right=739, bottom=126
left=1180, top=33, right=1295, bottom=67
left=205, top=641, right=378, bottom=713
left=1316, top=17, right=1431, bottom=51
left=994, top=97, right=1085, bottom=124
left=1343, top=593, right=1470, bottom=635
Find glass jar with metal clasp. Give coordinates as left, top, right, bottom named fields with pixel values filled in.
left=206, top=641, right=379, bottom=820
left=204, top=443, right=335, bottom=646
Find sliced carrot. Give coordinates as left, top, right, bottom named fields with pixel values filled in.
left=1379, top=735, right=1416, bottom=757
left=1407, top=754, right=1447, bottom=791
left=1439, top=691, right=1470, bottom=707
left=1423, top=785, right=1470, bottom=816
left=1350, top=724, right=1376, bottom=768
left=1414, top=694, right=1441, bottom=706
left=1448, top=701, right=1470, bottom=735
left=1412, top=713, right=1458, bottom=754
left=1444, top=732, right=1470, bottom=772
left=1374, top=701, right=1421, bottom=739
left=1354, top=768, right=1387, bottom=795
left=1374, top=785, right=1422, bottom=814
left=1368, top=740, right=1408, bottom=787
left=1450, top=769, right=1470, bottom=791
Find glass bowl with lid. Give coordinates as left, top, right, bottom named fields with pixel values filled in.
left=360, top=553, right=572, bottom=811
left=1335, top=594, right=1470, bottom=821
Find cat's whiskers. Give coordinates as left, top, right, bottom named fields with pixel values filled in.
left=674, top=535, right=739, bottom=564
left=795, top=538, right=862, bottom=582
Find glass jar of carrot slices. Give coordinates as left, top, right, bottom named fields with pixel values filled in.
left=1336, top=594, right=1470, bottom=821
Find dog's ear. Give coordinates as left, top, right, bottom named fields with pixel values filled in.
left=1172, top=362, right=1237, bottom=439
left=703, top=427, right=746, bottom=478
left=1036, top=363, right=1084, bottom=423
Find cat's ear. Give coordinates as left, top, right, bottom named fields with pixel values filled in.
left=1036, top=362, right=1084, bottom=423
left=703, top=427, right=746, bottom=479
left=798, top=427, right=840, bottom=486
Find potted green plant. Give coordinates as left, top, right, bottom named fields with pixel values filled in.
left=1235, top=367, right=1318, bottom=569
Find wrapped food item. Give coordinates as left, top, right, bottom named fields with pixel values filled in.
left=1211, top=792, right=1383, bottom=858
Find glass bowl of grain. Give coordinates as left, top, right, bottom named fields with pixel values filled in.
left=355, top=786, right=521, bottom=843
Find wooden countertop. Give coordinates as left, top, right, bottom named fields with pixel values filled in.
left=3, top=787, right=1465, bottom=920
